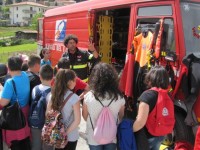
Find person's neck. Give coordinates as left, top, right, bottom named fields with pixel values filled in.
left=10, top=71, right=21, bottom=77
left=42, top=80, right=51, bottom=87
left=43, top=58, right=49, bottom=61
left=28, top=68, right=38, bottom=74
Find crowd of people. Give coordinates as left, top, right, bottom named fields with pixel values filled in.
left=0, top=34, right=198, bottom=150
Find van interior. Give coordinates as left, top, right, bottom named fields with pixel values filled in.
left=94, top=8, right=130, bottom=73
left=94, top=8, right=175, bottom=75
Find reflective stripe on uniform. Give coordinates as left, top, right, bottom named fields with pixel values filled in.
left=82, top=78, right=88, bottom=82
left=88, top=54, right=93, bottom=60
left=70, top=64, right=87, bottom=69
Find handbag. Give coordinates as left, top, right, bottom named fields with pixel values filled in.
left=0, top=80, right=26, bottom=130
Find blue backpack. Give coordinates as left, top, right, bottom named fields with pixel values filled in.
left=117, top=119, right=137, bottom=150
left=28, top=86, right=51, bottom=129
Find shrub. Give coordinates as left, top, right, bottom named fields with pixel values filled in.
left=21, top=39, right=35, bottom=44
left=0, top=41, right=6, bottom=46
left=0, top=39, right=9, bottom=46
left=10, top=39, right=22, bottom=46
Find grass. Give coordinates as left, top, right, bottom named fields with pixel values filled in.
left=0, top=42, right=37, bottom=63
left=0, top=26, right=34, bottom=37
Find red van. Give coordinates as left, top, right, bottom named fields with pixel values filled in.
left=38, top=0, right=200, bottom=148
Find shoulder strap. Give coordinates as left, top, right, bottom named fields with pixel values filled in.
left=94, top=94, right=115, bottom=107
left=34, top=86, right=50, bottom=101
left=34, top=86, right=42, bottom=100
left=11, top=80, right=21, bottom=107
left=150, top=87, right=168, bottom=93
left=27, top=71, right=38, bottom=82
left=11, top=80, right=17, bottom=96
left=42, top=87, right=51, bottom=96
left=60, top=93, right=73, bottom=111
left=89, top=94, right=116, bottom=131
left=150, top=87, right=159, bottom=92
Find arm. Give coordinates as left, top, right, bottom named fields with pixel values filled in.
left=133, top=102, right=149, bottom=132
left=46, top=98, right=52, bottom=116
left=0, top=82, right=11, bottom=107
left=82, top=101, right=88, bottom=121
left=118, top=105, right=125, bottom=122
left=66, top=101, right=81, bottom=134
left=88, top=42, right=99, bottom=58
left=0, top=98, right=10, bottom=107
left=79, top=84, right=89, bottom=100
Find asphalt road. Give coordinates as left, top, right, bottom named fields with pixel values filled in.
left=77, top=115, right=89, bottom=150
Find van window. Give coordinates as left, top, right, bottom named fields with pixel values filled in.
left=138, top=5, right=172, bottom=16
left=136, top=18, right=175, bottom=53
left=180, top=1, right=200, bottom=56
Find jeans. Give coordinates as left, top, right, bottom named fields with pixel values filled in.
left=148, top=136, right=164, bottom=150
left=55, top=141, right=78, bottom=150
left=89, top=143, right=116, bottom=150
left=31, top=128, right=42, bottom=150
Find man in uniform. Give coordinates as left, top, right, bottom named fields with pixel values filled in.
left=62, top=34, right=100, bottom=82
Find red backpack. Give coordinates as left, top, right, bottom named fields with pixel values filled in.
left=146, top=87, right=175, bottom=136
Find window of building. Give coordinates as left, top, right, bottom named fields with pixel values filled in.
left=30, top=14, right=33, bottom=18
left=39, top=8, right=40, bottom=11
left=16, top=7, right=18, bottom=10
left=30, top=7, right=33, bottom=10
left=16, top=14, right=18, bottom=18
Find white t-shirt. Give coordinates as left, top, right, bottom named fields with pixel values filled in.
left=84, top=91, right=125, bottom=145
left=32, top=84, right=51, bottom=103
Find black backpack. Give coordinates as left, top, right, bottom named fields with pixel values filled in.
left=28, top=86, right=51, bottom=129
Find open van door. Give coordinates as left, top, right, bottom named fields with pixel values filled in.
left=37, top=18, right=44, bottom=56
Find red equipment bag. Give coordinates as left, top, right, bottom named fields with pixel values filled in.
left=146, top=87, right=175, bottom=136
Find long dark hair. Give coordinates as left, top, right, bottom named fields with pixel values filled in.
left=145, top=65, right=169, bottom=89
left=51, top=69, right=76, bottom=110
left=89, top=62, right=122, bottom=100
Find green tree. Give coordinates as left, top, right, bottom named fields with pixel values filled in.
left=15, top=0, right=22, bottom=3
left=5, top=0, right=12, bottom=5
left=0, top=6, right=9, bottom=19
left=30, top=13, right=43, bottom=30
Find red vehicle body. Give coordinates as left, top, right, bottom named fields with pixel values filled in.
left=38, top=0, right=200, bottom=148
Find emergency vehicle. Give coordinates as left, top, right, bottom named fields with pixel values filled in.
left=38, top=0, right=200, bottom=148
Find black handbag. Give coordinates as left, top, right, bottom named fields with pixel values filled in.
left=0, top=80, right=26, bottom=130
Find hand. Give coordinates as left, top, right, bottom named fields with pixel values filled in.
left=88, top=42, right=96, bottom=52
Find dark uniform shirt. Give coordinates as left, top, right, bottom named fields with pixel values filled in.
left=62, top=48, right=100, bottom=82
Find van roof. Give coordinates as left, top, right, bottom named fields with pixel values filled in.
left=45, top=0, right=160, bottom=17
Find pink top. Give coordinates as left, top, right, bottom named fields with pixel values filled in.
left=2, top=105, right=31, bottom=147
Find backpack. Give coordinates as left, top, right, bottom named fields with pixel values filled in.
left=89, top=97, right=117, bottom=145
left=117, top=119, right=137, bottom=150
left=28, top=86, right=51, bottom=129
left=41, top=93, right=73, bottom=149
left=146, top=87, right=175, bottom=136
left=26, top=71, right=41, bottom=105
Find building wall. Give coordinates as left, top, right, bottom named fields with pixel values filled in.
left=10, top=4, right=46, bottom=26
